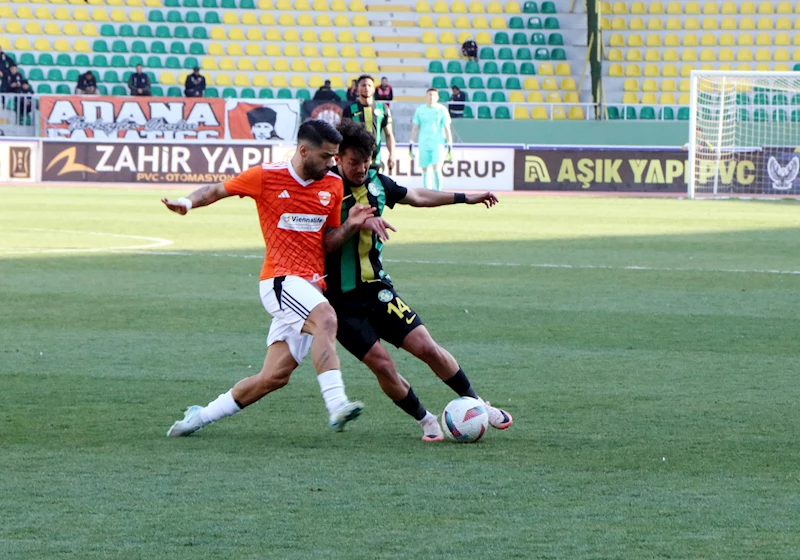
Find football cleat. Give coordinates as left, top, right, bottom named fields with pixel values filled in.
left=329, top=401, right=364, bottom=432
left=166, top=405, right=206, bottom=437
left=482, top=401, right=513, bottom=430
left=420, top=415, right=445, bottom=442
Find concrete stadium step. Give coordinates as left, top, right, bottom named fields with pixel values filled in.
left=377, top=50, right=423, bottom=58
left=367, top=3, right=412, bottom=12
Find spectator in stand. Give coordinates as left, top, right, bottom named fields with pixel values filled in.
left=76, top=71, right=98, bottom=95
left=0, top=47, right=15, bottom=74
left=184, top=67, right=206, bottom=98
left=128, top=64, right=152, bottom=96
left=346, top=79, right=359, bottom=102
left=0, top=67, right=8, bottom=95
left=375, top=77, right=394, bottom=101
left=6, top=65, right=23, bottom=95
left=313, top=79, right=342, bottom=101
left=461, top=37, right=478, bottom=62
left=16, top=80, right=33, bottom=124
left=449, top=85, right=466, bottom=118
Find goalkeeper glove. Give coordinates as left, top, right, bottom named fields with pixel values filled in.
left=445, top=145, right=453, bottom=163
left=408, top=144, right=414, bottom=158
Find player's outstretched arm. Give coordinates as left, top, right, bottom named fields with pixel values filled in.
left=399, top=189, right=499, bottom=208
left=161, top=182, right=231, bottom=215
left=324, top=204, right=392, bottom=251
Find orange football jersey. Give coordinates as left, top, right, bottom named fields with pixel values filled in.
left=224, top=161, right=343, bottom=289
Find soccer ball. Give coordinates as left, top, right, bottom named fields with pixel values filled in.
left=441, top=397, right=489, bottom=443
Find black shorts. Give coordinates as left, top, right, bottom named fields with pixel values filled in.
left=330, top=283, right=424, bottom=361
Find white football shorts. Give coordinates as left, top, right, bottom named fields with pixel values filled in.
left=259, top=275, right=328, bottom=364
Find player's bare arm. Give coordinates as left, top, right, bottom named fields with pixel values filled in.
left=385, top=121, right=396, bottom=173
left=161, top=182, right=231, bottom=215
left=399, top=189, right=499, bottom=208
left=324, top=204, right=392, bottom=251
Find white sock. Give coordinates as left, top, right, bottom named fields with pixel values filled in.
left=199, top=389, right=241, bottom=425
left=317, top=369, right=348, bottom=415
left=418, top=411, right=437, bottom=425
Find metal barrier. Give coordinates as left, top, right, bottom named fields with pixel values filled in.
left=0, top=93, right=38, bottom=137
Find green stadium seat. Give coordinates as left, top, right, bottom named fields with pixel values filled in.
left=149, top=10, right=165, bottom=22
left=137, top=25, right=153, bottom=38
left=517, top=48, right=532, bottom=60
left=146, top=71, right=157, bottom=83
left=509, top=17, right=525, bottom=29
left=773, top=94, right=788, bottom=105
left=165, top=56, right=181, bottom=69
left=222, top=0, right=238, bottom=7
left=640, top=106, right=656, bottom=120
left=534, top=47, right=550, bottom=60
left=28, top=68, right=45, bottom=81
left=527, top=17, right=542, bottom=29
left=753, top=93, right=769, bottom=105
left=259, top=88, right=275, bottom=98
left=20, top=53, right=36, bottom=66
left=520, top=62, right=536, bottom=74
left=659, top=107, right=675, bottom=120
left=111, top=55, right=127, bottom=68
left=523, top=1, right=539, bottom=13
left=438, top=90, right=450, bottom=102
left=432, top=76, right=447, bottom=89
left=186, top=12, right=201, bottom=24
left=112, top=85, right=127, bottom=95
left=463, top=105, right=474, bottom=118
left=450, top=76, right=466, bottom=88
left=75, top=54, right=91, bottom=67
left=184, top=0, right=199, bottom=6
left=737, top=108, right=749, bottom=121
left=792, top=94, right=800, bottom=105
left=37, top=84, right=53, bottom=94
left=296, top=89, right=311, bottom=100
left=494, top=32, right=509, bottom=45
left=736, top=93, right=749, bottom=105
left=429, top=61, right=445, bottom=73
left=242, top=88, right=256, bottom=98
left=479, top=47, right=496, bottom=60
left=551, top=48, right=566, bottom=60
left=548, top=33, right=564, bottom=45
left=92, top=54, right=109, bottom=67
left=222, top=87, right=238, bottom=98
left=447, top=61, right=463, bottom=73
left=183, top=56, right=199, bottom=70
left=605, top=106, right=620, bottom=119
left=483, top=61, right=499, bottom=74
left=103, top=70, right=120, bottom=83
left=498, top=48, right=514, bottom=60
left=55, top=54, right=72, bottom=66
left=95, top=85, right=107, bottom=95
left=192, top=27, right=208, bottom=40
left=794, top=63, right=800, bottom=71
left=151, top=86, right=164, bottom=96
left=56, top=84, right=72, bottom=95
left=541, top=1, right=556, bottom=13
left=119, top=24, right=135, bottom=38
left=473, top=90, right=488, bottom=102
left=205, top=87, right=219, bottom=97
left=167, top=11, right=182, bottom=23
left=94, top=40, right=110, bottom=53
left=506, top=77, right=522, bottom=89
left=478, top=106, right=492, bottom=119
left=792, top=110, right=800, bottom=122
left=170, top=42, right=187, bottom=55
left=241, top=0, right=256, bottom=7
left=491, top=91, right=506, bottom=102
left=112, top=40, right=128, bottom=53
left=512, top=33, right=528, bottom=45
left=495, top=106, right=511, bottom=119
left=277, top=88, right=293, bottom=99
left=203, top=0, right=218, bottom=6
left=131, top=41, right=147, bottom=54
left=204, top=12, right=220, bottom=24
left=129, top=55, right=144, bottom=67
left=147, top=55, right=164, bottom=68
left=469, top=77, right=485, bottom=89
left=531, top=32, right=546, bottom=45
left=677, top=107, right=690, bottom=120
left=774, top=109, right=787, bottom=121
left=156, top=25, right=171, bottom=38
left=165, top=0, right=180, bottom=6
left=544, top=17, right=560, bottom=29
left=487, top=77, right=503, bottom=89
left=625, top=106, right=637, bottom=120
left=460, top=91, right=469, bottom=101
left=501, top=62, right=517, bottom=74
left=189, top=43, right=205, bottom=55
left=753, top=108, right=768, bottom=121
left=465, top=60, right=480, bottom=73
left=167, top=86, right=183, bottom=97
left=101, top=24, right=116, bottom=37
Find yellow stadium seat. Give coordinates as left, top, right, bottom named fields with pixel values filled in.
left=776, top=17, right=791, bottom=29
left=549, top=106, right=565, bottom=120
left=720, top=1, right=736, bottom=13
left=609, top=34, right=624, bottom=47
left=476, top=31, right=492, bottom=44
left=700, top=48, right=715, bottom=61
left=686, top=1, right=701, bottom=13
left=739, top=33, right=754, bottom=45
left=321, top=45, right=337, bottom=58
left=542, top=76, right=557, bottom=90
left=546, top=92, right=562, bottom=104
left=34, top=6, right=51, bottom=19
left=201, top=57, right=217, bottom=70
left=512, top=106, right=530, bottom=120
left=644, top=63, right=659, bottom=76
left=215, top=74, right=232, bottom=87
left=611, top=17, right=626, bottom=30
left=433, top=0, right=449, bottom=12
left=420, top=31, right=436, bottom=44
left=527, top=92, right=543, bottom=104
left=645, top=34, right=661, bottom=47
left=318, top=14, right=336, bottom=25
left=239, top=12, right=256, bottom=25
left=222, top=12, right=238, bottom=25
left=538, top=62, right=554, bottom=75
left=16, top=6, right=32, bottom=18
left=92, top=9, right=109, bottom=21
left=327, top=76, right=344, bottom=88
left=719, top=33, right=735, bottom=46
left=111, top=9, right=127, bottom=21
left=295, top=13, right=311, bottom=25
left=662, top=79, right=677, bottom=91
left=469, top=1, right=484, bottom=12
left=560, top=77, right=576, bottom=91
left=44, top=22, right=62, bottom=35
left=453, top=16, right=468, bottom=28
left=439, top=31, right=457, bottom=43
left=755, top=48, right=771, bottom=61
left=681, top=50, right=697, bottom=62
left=356, top=31, right=372, bottom=42
left=662, top=63, right=678, bottom=76
left=264, top=43, right=281, bottom=56
left=127, top=0, right=144, bottom=5
left=564, top=92, right=580, bottom=103
left=508, top=91, right=525, bottom=103
left=273, top=59, right=290, bottom=72
left=473, top=16, right=489, bottom=28
left=685, top=17, right=700, bottom=29
left=315, top=30, right=334, bottom=43
left=756, top=32, right=772, bottom=45
left=719, top=48, right=734, bottom=61
left=275, top=0, right=290, bottom=7
left=776, top=0, right=792, bottom=12
left=436, top=16, right=452, bottom=27
left=290, top=75, right=306, bottom=88
left=776, top=33, right=791, bottom=46
left=775, top=48, right=790, bottom=61
left=663, top=48, right=679, bottom=61
left=129, top=9, right=145, bottom=21
left=641, top=92, right=657, bottom=104
left=757, top=17, right=772, bottom=29
left=54, top=7, right=71, bottom=20
left=741, top=1, right=756, bottom=12
left=682, top=33, right=697, bottom=46
left=210, top=28, right=225, bottom=41
left=229, top=28, right=245, bottom=41
left=675, top=92, right=689, bottom=104
left=330, top=14, right=347, bottom=26
left=426, top=45, right=441, bottom=58
left=757, top=1, right=773, bottom=13
left=160, top=72, right=177, bottom=85
left=81, top=23, right=99, bottom=36
left=660, top=92, right=675, bottom=104
left=666, top=1, right=681, bottom=13
left=622, top=81, right=639, bottom=93
left=703, top=2, right=718, bottom=14
left=34, top=38, right=50, bottom=51
left=793, top=35, right=800, bottom=46
left=607, top=48, right=623, bottom=61
left=754, top=62, right=770, bottom=71
left=612, top=1, right=627, bottom=13
left=296, top=0, right=311, bottom=8
left=631, top=1, right=646, bottom=13
left=626, top=49, right=642, bottom=61
left=284, top=44, right=300, bottom=56
left=645, top=49, right=660, bottom=61
left=278, top=13, right=293, bottom=25
left=775, top=63, right=790, bottom=71
left=567, top=106, right=584, bottom=120
left=680, top=63, right=695, bottom=76
left=740, top=17, right=755, bottom=29
left=218, top=57, right=234, bottom=71
left=327, top=60, right=343, bottom=72
left=235, top=58, right=254, bottom=71
left=303, top=44, right=320, bottom=58
left=24, top=21, right=41, bottom=34
left=701, top=33, right=716, bottom=46
left=63, top=22, right=80, bottom=35
left=14, top=38, right=31, bottom=51
left=244, top=28, right=262, bottom=41
left=702, top=17, right=717, bottom=29
left=486, top=1, right=503, bottom=12
left=350, top=0, right=366, bottom=11
left=628, top=34, right=643, bottom=47
left=307, top=76, right=324, bottom=89
left=663, top=34, right=679, bottom=46
left=608, top=63, right=623, bottom=76
left=291, top=59, right=307, bottom=73
left=531, top=107, right=547, bottom=120
left=737, top=49, right=753, bottom=61
left=246, top=74, right=267, bottom=88
left=490, top=16, right=506, bottom=28
left=623, top=92, right=639, bottom=103
left=54, top=38, right=71, bottom=51
left=524, top=78, right=540, bottom=90
left=73, top=8, right=89, bottom=20
left=342, top=45, right=357, bottom=58
left=443, top=46, right=460, bottom=59
left=795, top=19, right=800, bottom=30
left=363, top=60, right=379, bottom=73
left=207, top=43, right=223, bottom=56
left=641, top=78, right=657, bottom=92
left=665, top=17, right=680, bottom=29
left=506, top=2, right=521, bottom=14
left=416, top=1, right=432, bottom=11
left=360, top=45, right=376, bottom=58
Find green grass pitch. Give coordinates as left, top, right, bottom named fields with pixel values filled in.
left=1, top=187, right=799, bottom=559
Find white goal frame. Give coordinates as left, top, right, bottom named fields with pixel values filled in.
left=687, top=70, right=800, bottom=199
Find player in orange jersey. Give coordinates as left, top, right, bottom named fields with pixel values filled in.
left=161, top=120, right=394, bottom=437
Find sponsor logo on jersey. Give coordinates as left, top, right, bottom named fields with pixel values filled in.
left=368, top=182, right=380, bottom=196
left=318, top=191, right=331, bottom=206
left=278, top=214, right=327, bottom=232
left=378, top=289, right=394, bottom=303
left=278, top=189, right=290, bottom=198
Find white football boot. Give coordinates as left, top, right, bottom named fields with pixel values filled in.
left=166, top=405, right=207, bottom=437
left=329, top=401, right=364, bottom=432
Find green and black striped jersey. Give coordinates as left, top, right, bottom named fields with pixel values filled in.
left=342, top=101, right=392, bottom=165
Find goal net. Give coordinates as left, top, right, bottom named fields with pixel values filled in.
left=688, top=70, right=800, bottom=198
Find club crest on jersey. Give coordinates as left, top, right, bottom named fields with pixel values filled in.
left=368, top=183, right=380, bottom=196
left=378, top=289, right=394, bottom=303
left=318, top=191, right=332, bottom=206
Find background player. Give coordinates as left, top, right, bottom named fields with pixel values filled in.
left=326, top=121, right=511, bottom=442
left=342, top=74, right=396, bottom=173
left=409, top=88, right=453, bottom=191
left=161, top=120, right=390, bottom=437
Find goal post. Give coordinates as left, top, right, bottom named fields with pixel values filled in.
left=687, top=70, right=800, bottom=199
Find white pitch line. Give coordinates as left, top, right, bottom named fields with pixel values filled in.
left=0, top=228, right=173, bottom=255
left=131, top=251, right=800, bottom=276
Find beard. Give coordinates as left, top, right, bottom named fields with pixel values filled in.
left=303, top=161, right=329, bottom=181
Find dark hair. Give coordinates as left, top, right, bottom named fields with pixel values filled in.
left=337, top=119, right=376, bottom=161
left=298, top=119, right=343, bottom=147
left=357, top=74, right=374, bottom=85
left=426, top=88, right=438, bottom=93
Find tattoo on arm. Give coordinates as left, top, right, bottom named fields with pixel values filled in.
left=191, top=185, right=215, bottom=207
